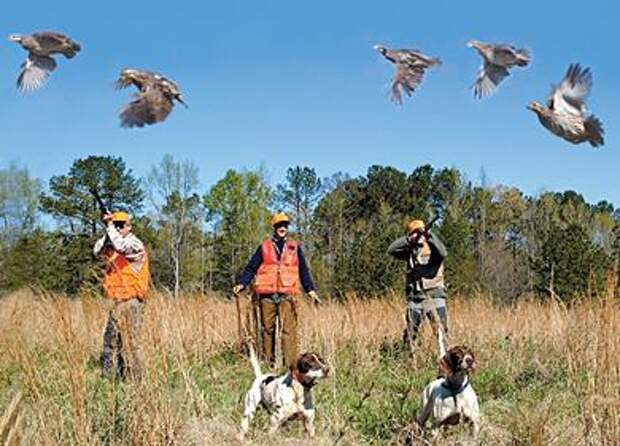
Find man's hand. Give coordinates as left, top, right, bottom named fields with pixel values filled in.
left=233, top=284, right=244, bottom=295
left=102, top=212, right=113, bottom=224
left=308, top=290, right=321, bottom=304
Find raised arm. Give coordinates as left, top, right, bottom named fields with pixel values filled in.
left=105, top=225, right=145, bottom=259
left=427, top=231, right=447, bottom=261
left=387, top=236, right=411, bottom=261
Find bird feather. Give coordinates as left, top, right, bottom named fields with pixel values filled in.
left=17, top=55, right=56, bottom=92
left=473, top=61, right=509, bottom=99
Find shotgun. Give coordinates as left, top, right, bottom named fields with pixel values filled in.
left=89, top=187, right=110, bottom=216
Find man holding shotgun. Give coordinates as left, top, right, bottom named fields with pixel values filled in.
left=233, top=212, right=319, bottom=368
left=387, top=218, right=448, bottom=348
left=93, top=209, right=150, bottom=380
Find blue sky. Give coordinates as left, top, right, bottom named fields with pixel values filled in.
left=1, top=0, right=618, bottom=205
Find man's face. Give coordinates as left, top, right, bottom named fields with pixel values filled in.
left=114, top=221, right=131, bottom=237
left=274, top=223, right=289, bottom=238
left=409, top=230, right=426, bottom=245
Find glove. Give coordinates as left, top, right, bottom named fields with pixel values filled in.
left=233, top=284, right=244, bottom=295
left=308, top=290, right=321, bottom=304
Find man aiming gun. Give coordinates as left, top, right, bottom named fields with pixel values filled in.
left=387, top=218, right=448, bottom=349
left=93, top=210, right=149, bottom=380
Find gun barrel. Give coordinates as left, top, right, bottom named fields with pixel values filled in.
left=425, top=215, right=440, bottom=231
left=90, top=188, right=110, bottom=215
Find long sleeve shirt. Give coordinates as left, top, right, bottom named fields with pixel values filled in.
left=387, top=230, right=447, bottom=298
left=93, top=224, right=146, bottom=267
left=238, top=238, right=315, bottom=293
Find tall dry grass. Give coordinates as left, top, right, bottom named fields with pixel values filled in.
left=0, top=284, right=618, bottom=445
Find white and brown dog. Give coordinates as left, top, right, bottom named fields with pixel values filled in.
left=416, top=345, right=480, bottom=439
left=239, top=346, right=329, bottom=440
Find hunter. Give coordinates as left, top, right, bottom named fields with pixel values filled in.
left=93, top=211, right=150, bottom=380
left=387, top=219, right=448, bottom=346
left=233, top=212, right=319, bottom=368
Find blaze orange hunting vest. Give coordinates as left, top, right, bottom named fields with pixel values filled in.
left=254, top=239, right=301, bottom=295
left=104, top=250, right=150, bottom=300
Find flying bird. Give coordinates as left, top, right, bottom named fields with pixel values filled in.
left=374, top=44, right=441, bottom=104
left=467, top=40, right=530, bottom=99
left=527, top=64, right=604, bottom=148
left=8, top=31, right=81, bottom=92
left=115, top=69, right=187, bottom=128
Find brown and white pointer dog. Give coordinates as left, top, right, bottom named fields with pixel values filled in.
left=416, top=345, right=480, bottom=440
left=239, top=345, right=329, bottom=440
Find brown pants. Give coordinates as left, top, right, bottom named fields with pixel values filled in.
left=259, top=297, right=298, bottom=368
left=102, top=298, right=144, bottom=380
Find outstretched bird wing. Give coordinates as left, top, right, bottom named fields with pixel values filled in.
left=119, top=89, right=173, bottom=128
left=391, top=63, right=425, bottom=104
left=17, top=54, right=57, bottom=92
left=548, top=64, right=592, bottom=116
left=472, top=60, right=509, bottom=99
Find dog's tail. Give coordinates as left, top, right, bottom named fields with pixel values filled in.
left=437, top=322, right=447, bottom=359
left=248, top=342, right=262, bottom=378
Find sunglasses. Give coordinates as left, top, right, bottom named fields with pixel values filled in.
left=274, top=223, right=289, bottom=230
left=113, top=221, right=126, bottom=230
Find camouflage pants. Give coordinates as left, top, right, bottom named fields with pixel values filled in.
left=404, top=296, right=448, bottom=346
left=259, top=296, right=298, bottom=368
left=102, top=298, right=144, bottom=380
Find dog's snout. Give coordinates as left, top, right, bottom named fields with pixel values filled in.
left=465, top=356, right=474, bottom=367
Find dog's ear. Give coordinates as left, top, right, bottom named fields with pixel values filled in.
left=438, top=354, right=453, bottom=377
left=296, top=354, right=312, bottom=374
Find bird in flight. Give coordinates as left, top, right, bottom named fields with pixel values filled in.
left=374, top=44, right=441, bottom=104
left=467, top=39, right=530, bottom=99
left=115, top=69, right=187, bottom=128
left=8, top=31, right=81, bottom=92
left=527, top=64, right=604, bottom=148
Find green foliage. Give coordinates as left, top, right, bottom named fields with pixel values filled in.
left=204, top=168, right=272, bottom=291
left=0, top=162, right=41, bottom=243
left=3, top=155, right=618, bottom=300
left=535, top=223, right=610, bottom=299
left=40, top=155, right=144, bottom=236
left=146, top=155, right=205, bottom=296
left=276, top=166, right=322, bottom=241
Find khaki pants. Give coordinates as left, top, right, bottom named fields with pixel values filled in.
left=102, top=298, right=144, bottom=380
left=259, top=297, right=298, bottom=368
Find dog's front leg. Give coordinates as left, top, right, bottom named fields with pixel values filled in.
left=302, top=409, right=316, bottom=437
left=268, top=407, right=287, bottom=435
left=470, top=415, right=481, bottom=439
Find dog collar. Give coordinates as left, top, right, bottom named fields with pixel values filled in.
left=441, top=377, right=470, bottom=396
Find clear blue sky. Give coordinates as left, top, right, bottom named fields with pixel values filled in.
left=1, top=0, right=618, bottom=205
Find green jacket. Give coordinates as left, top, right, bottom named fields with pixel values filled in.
left=387, top=231, right=447, bottom=299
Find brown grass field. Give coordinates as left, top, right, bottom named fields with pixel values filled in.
left=0, top=280, right=618, bottom=445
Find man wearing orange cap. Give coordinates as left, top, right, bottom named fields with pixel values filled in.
left=93, top=211, right=150, bottom=380
left=233, top=212, right=319, bottom=368
left=387, top=219, right=448, bottom=347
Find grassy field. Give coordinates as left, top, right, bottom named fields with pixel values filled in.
left=0, top=284, right=618, bottom=445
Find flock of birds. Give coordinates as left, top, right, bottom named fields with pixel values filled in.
left=374, top=41, right=605, bottom=148
left=8, top=31, right=186, bottom=128
left=8, top=31, right=605, bottom=147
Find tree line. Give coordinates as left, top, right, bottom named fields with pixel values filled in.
left=1, top=155, right=618, bottom=301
